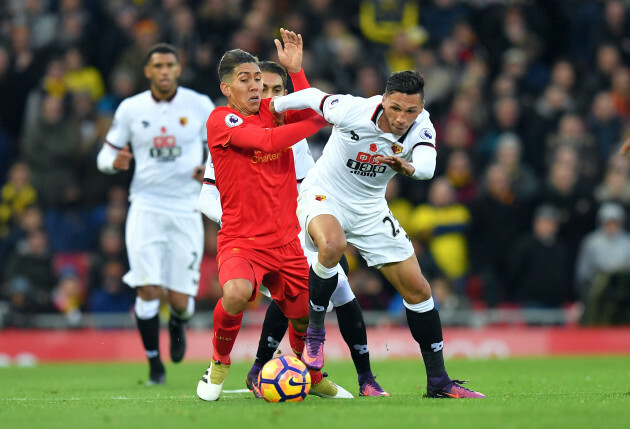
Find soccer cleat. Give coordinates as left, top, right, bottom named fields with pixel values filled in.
left=301, top=326, right=325, bottom=370
left=168, top=317, right=186, bottom=363
left=309, top=373, right=354, bottom=399
left=426, top=377, right=486, bottom=399
left=146, top=359, right=165, bottom=385
left=197, top=361, right=230, bottom=401
left=359, top=375, right=390, bottom=397
left=245, top=371, right=263, bottom=399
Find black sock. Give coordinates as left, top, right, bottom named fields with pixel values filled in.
left=338, top=253, right=350, bottom=276
left=255, top=300, right=289, bottom=366
left=169, top=313, right=187, bottom=328
left=135, top=313, right=161, bottom=367
left=336, top=298, right=371, bottom=375
left=406, top=308, right=446, bottom=376
left=309, top=267, right=338, bottom=329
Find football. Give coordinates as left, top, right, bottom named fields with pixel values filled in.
left=257, top=355, right=311, bottom=402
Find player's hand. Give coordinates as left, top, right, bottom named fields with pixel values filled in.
left=270, top=98, right=285, bottom=126
left=619, top=138, right=630, bottom=156
left=192, top=165, right=205, bottom=183
left=275, top=28, right=303, bottom=74
left=113, top=146, right=133, bottom=171
left=375, top=155, right=415, bottom=176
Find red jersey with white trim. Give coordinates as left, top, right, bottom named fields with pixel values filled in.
left=207, top=98, right=325, bottom=249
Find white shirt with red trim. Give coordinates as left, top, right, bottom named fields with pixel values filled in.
left=102, top=87, right=214, bottom=213
left=297, top=93, right=437, bottom=209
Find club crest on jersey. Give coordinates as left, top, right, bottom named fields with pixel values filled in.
left=315, top=195, right=327, bottom=201
left=391, top=143, right=403, bottom=154
left=225, top=113, right=243, bottom=128
left=180, top=116, right=188, bottom=126
left=369, top=143, right=377, bottom=152
left=421, top=128, right=433, bottom=140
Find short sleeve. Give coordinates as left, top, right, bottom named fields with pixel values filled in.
left=319, top=94, right=355, bottom=129
left=206, top=109, right=245, bottom=149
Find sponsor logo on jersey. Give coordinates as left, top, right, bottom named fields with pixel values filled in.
left=315, top=195, right=327, bottom=201
left=421, top=128, right=433, bottom=139
left=231, top=248, right=240, bottom=254
left=357, top=152, right=381, bottom=165
left=225, top=113, right=243, bottom=127
left=329, top=97, right=340, bottom=109
left=180, top=116, right=188, bottom=126
left=150, top=134, right=180, bottom=161
left=369, top=143, right=377, bottom=152
left=346, top=152, right=387, bottom=177
left=391, top=143, right=403, bottom=154
left=250, top=149, right=288, bottom=164
left=141, top=120, right=149, bottom=128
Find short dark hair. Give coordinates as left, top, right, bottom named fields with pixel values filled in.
left=259, top=60, right=288, bottom=90
left=145, top=43, right=178, bottom=65
left=385, top=70, right=425, bottom=100
left=218, top=49, right=259, bottom=82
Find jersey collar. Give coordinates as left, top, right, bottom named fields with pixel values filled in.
left=151, top=88, right=178, bottom=103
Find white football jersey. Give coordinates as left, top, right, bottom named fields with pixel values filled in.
left=301, top=94, right=436, bottom=210
left=106, top=87, right=215, bottom=212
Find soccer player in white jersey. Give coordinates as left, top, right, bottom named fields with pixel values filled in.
left=199, top=60, right=388, bottom=397
left=96, top=43, right=215, bottom=385
left=272, top=70, right=486, bottom=398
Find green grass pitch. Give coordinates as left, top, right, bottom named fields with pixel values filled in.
left=1, top=356, right=629, bottom=429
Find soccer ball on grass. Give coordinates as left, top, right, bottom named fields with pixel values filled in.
left=257, top=355, right=311, bottom=402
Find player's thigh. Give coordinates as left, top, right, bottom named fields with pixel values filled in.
left=270, top=238, right=310, bottom=320
left=164, top=213, right=204, bottom=296
left=217, top=247, right=271, bottom=303
left=123, top=206, right=168, bottom=288
left=297, top=186, right=349, bottom=252
left=346, top=204, right=414, bottom=269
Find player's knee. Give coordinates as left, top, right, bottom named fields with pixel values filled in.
left=221, top=282, right=252, bottom=314
left=317, top=236, right=346, bottom=265
left=400, top=278, right=432, bottom=304
left=289, top=316, right=308, bottom=333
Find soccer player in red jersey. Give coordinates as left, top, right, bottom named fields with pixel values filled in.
left=196, top=29, right=352, bottom=401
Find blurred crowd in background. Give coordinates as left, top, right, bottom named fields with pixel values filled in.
left=2, top=0, right=630, bottom=327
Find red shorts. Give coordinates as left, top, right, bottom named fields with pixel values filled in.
left=217, top=236, right=309, bottom=319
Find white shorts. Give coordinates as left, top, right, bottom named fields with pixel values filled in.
left=123, top=204, right=203, bottom=296
left=297, top=185, right=414, bottom=269
left=258, top=230, right=355, bottom=308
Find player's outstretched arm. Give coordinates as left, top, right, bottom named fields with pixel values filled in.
left=376, top=144, right=436, bottom=180
left=272, top=87, right=328, bottom=115
left=275, top=28, right=302, bottom=74
left=620, top=138, right=630, bottom=156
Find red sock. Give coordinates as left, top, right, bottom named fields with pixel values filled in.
left=309, top=369, right=322, bottom=385
left=212, top=298, right=243, bottom=365
left=288, top=323, right=306, bottom=358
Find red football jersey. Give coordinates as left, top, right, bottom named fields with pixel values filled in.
left=207, top=98, right=325, bottom=249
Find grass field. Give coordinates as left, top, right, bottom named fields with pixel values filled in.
left=1, top=356, right=629, bottom=429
